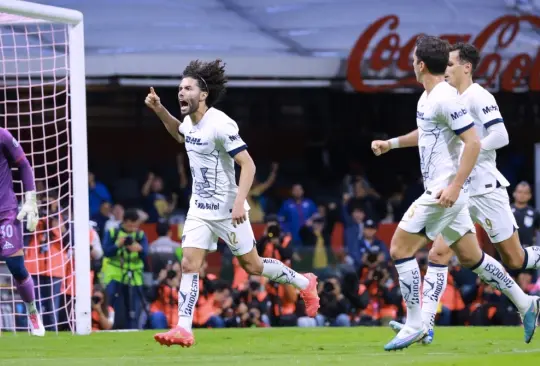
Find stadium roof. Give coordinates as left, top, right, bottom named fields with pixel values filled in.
left=1, top=0, right=539, bottom=81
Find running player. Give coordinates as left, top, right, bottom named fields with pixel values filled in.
left=0, top=127, right=44, bottom=336
left=389, top=42, right=540, bottom=344
left=371, top=36, right=539, bottom=351
left=145, top=59, right=319, bottom=347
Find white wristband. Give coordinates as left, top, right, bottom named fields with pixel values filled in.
left=389, top=138, right=400, bottom=149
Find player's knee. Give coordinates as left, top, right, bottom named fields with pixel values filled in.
left=181, top=256, right=202, bottom=274
left=241, top=259, right=263, bottom=275
left=501, top=251, right=525, bottom=270
left=427, top=248, right=451, bottom=266
left=5, top=255, right=29, bottom=282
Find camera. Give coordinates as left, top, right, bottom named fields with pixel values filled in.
left=91, top=295, right=101, bottom=305
left=167, top=270, right=177, bottom=280
left=266, top=224, right=281, bottom=240
left=249, top=281, right=260, bottom=292
left=123, top=236, right=134, bottom=246
left=367, top=252, right=378, bottom=263
left=323, top=281, right=335, bottom=293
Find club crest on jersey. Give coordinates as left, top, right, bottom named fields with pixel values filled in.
left=450, top=109, right=468, bottom=120
left=12, top=137, right=19, bottom=148
left=185, top=136, right=207, bottom=146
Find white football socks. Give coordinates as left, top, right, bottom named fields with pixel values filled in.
left=177, top=272, right=199, bottom=332
left=525, top=246, right=540, bottom=269
left=261, top=257, right=309, bottom=290
left=421, top=264, right=448, bottom=330
left=472, top=253, right=530, bottom=314
left=395, top=257, right=423, bottom=329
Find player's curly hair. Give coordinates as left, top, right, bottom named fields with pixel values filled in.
left=415, top=35, right=450, bottom=75
left=450, top=42, right=480, bottom=73
left=182, top=59, right=228, bottom=107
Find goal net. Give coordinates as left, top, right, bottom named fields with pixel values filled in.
left=0, top=1, right=90, bottom=335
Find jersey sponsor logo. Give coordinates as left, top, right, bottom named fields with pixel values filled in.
left=482, top=105, right=499, bottom=114
left=194, top=200, right=220, bottom=211
left=228, top=134, right=242, bottom=142
left=185, top=136, right=208, bottom=146
left=450, top=109, right=468, bottom=120
left=416, top=111, right=425, bottom=120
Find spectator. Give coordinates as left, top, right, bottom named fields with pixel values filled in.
left=148, top=221, right=182, bottom=275
left=91, top=201, right=112, bottom=239
left=248, top=162, right=279, bottom=223
left=278, top=183, right=317, bottom=245
left=511, top=181, right=540, bottom=247
left=142, top=172, right=177, bottom=223
left=193, top=262, right=227, bottom=328
left=91, top=286, right=114, bottom=331
left=300, top=216, right=331, bottom=277
left=358, top=219, right=390, bottom=268
left=89, top=172, right=112, bottom=217
left=104, top=204, right=124, bottom=233
left=348, top=180, right=386, bottom=222
left=316, top=277, right=351, bottom=327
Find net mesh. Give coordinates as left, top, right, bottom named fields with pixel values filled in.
left=0, top=16, right=75, bottom=333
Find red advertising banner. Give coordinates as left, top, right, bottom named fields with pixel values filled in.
left=347, top=15, right=540, bottom=92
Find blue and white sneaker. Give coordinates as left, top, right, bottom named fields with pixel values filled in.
left=522, top=296, right=540, bottom=344
left=389, top=320, right=434, bottom=345
left=384, top=324, right=427, bottom=351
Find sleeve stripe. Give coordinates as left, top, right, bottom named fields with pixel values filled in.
left=228, top=144, right=247, bottom=158
left=484, top=118, right=504, bottom=129
left=453, top=122, right=475, bottom=135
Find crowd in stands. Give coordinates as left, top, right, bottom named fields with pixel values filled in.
left=7, top=151, right=539, bottom=332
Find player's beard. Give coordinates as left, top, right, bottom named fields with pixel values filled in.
left=180, top=99, right=199, bottom=116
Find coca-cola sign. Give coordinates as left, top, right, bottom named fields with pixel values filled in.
left=347, top=15, right=540, bottom=92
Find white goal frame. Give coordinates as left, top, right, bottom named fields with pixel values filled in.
left=0, top=0, right=90, bottom=335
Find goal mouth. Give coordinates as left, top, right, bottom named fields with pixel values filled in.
left=0, top=1, right=90, bottom=336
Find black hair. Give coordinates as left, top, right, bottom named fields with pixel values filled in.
left=415, top=35, right=451, bottom=75
left=123, top=208, right=139, bottom=222
left=450, top=42, right=480, bottom=73
left=156, top=220, right=170, bottom=237
left=182, top=59, right=227, bottom=107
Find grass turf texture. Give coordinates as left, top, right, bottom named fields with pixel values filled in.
left=1, top=327, right=539, bottom=365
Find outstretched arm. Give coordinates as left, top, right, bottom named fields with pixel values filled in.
left=145, top=87, right=184, bottom=143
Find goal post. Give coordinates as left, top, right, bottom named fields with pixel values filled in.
left=0, top=0, right=90, bottom=335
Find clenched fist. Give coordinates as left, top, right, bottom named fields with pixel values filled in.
left=371, top=140, right=391, bottom=156
left=145, top=87, right=162, bottom=112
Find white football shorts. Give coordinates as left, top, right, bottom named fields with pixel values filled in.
left=469, top=187, right=518, bottom=244
left=398, top=190, right=475, bottom=245
left=180, top=215, right=256, bottom=256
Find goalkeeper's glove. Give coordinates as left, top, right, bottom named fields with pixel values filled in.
left=17, top=190, right=39, bottom=232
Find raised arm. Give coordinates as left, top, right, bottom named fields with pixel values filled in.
left=145, top=87, right=184, bottom=143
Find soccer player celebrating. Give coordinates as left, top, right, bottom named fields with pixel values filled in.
left=371, top=36, right=539, bottom=351
left=389, top=42, right=540, bottom=345
left=0, top=128, right=44, bottom=336
left=145, top=59, right=319, bottom=347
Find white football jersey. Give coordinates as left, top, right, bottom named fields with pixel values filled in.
left=179, top=107, right=250, bottom=221
left=416, top=82, right=475, bottom=193
left=459, top=83, right=509, bottom=196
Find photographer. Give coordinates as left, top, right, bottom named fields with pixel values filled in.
left=91, top=286, right=114, bottom=331
left=316, top=277, right=351, bottom=327
left=102, top=208, right=149, bottom=330
left=358, top=264, right=402, bottom=325
left=149, top=261, right=181, bottom=329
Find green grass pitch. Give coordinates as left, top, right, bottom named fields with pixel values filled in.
left=1, top=327, right=539, bottom=365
